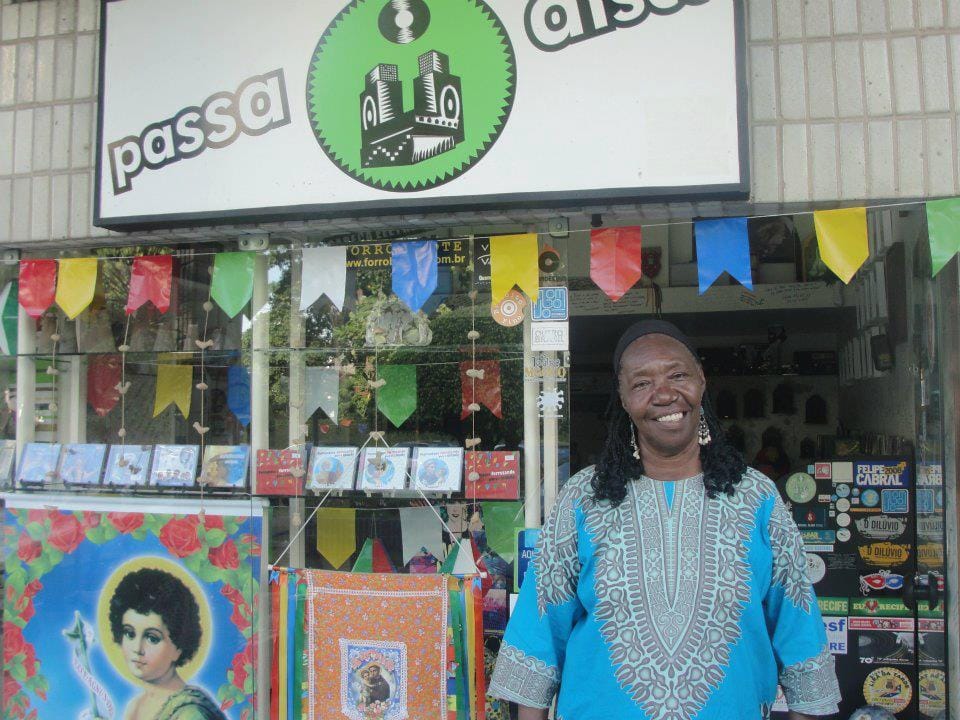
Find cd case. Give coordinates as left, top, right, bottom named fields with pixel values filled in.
left=411, top=447, right=463, bottom=493
left=464, top=451, right=520, bottom=500
left=59, top=444, right=108, bottom=485
left=255, top=448, right=306, bottom=496
left=200, top=445, right=251, bottom=489
left=307, top=447, right=359, bottom=491
left=104, top=445, right=153, bottom=486
left=150, top=445, right=200, bottom=487
left=357, top=447, right=410, bottom=492
left=17, top=443, right=62, bottom=486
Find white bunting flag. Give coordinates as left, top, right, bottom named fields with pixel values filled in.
left=398, top=506, right=446, bottom=565
left=300, top=246, right=347, bottom=311
left=304, top=366, right=339, bottom=423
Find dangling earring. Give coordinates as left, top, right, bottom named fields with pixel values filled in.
left=630, top=426, right=641, bottom=460
left=697, top=407, right=712, bottom=446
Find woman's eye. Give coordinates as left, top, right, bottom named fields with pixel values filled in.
left=122, top=628, right=135, bottom=640
left=146, top=632, right=162, bottom=644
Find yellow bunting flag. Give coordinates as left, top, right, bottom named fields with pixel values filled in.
left=315, top=508, right=357, bottom=569
left=813, top=207, right=869, bottom=283
left=490, top=233, right=539, bottom=303
left=153, top=364, right=193, bottom=418
left=55, top=258, right=98, bottom=319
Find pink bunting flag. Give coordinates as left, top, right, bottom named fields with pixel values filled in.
left=590, top=227, right=644, bottom=302
left=126, top=255, right=173, bottom=314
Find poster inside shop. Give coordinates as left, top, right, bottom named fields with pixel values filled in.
left=96, top=0, right=746, bottom=227
left=2, top=495, right=266, bottom=720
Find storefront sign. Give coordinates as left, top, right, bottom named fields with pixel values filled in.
left=530, top=321, right=569, bottom=351
left=524, top=353, right=568, bottom=383
left=818, top=597, right=849, bottom=615
left=854, top=515, right=907, bottom=540
left=851, top=598, right=909, bottom=616
left=96, top=0, right=746, bottom=228
left=858, top=542, right=910, bottom=567
left=854, top=461, right=910, bottom=488
left=531, top=287, right=569, bottom=322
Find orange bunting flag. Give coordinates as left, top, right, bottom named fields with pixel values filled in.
left=590, top=227, right=644, bottom=302
left=813, top=207, right=868, bottom=283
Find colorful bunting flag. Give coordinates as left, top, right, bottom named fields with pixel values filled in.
left=399, top=506, right=446, bottom=565
left=300, top=246, right=347, bottom=311
left=351, top=537, right=396, bottom=573
left=126, top=255, right=173, bottom=314
left=460, top=360, right=502, bottom=419
left=376, top=365, right=417, bottom=427
left=153, top=363, right=193, bottom=418
left=392, top=240, right=438, bottom=312
left=210, top=252, right=255, bottom=318
left=18, top=259, right=57, bottom=319
left=55, top=258, right=99, bottom=319
left=87, top=354, right=122, bottom=417
left=590, top=226, right=644, bottom=302
left=695, top=217, right=753, bottom=294
left=926, top=198, right=960, bottom=276
left=481, top=501, right=524, bottom=563
left=304, top=367, right=339, bottom=423
left=813, top=207, right=868, bottom=283
left=490, top=233, right=539, bottom=303
left=315, top=508, right=357, bottom=569
left=0, top=280, right=17, bottom=356
left=227, top=365, right=251, bottom=427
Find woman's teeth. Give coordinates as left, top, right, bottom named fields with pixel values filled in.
left=656, top=412, right=684, bottom=423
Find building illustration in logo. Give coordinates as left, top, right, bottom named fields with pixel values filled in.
left=360, top=50, right=464, bottom=168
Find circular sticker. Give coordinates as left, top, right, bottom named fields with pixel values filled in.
left=863, top=667, right=912, bottom=713
left=785, top=472, right=817, bottom=504
left=307, top=0, right=517, bottom=192
left=862, top=489, right=880, bottom=507
left=491, top=290, right=526, bottom=327
left=837, top=528, right=851, bottom=542
left=836, top=498, right=851, bottom=512
left=805, top=553, right=826, bottom=584
left=836, top=483, right=851, bottom=498
left=919, top=668, right=946, bottom=716
left=836, top=513, right=851, bottom=527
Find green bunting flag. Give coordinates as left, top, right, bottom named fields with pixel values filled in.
left=481, top=501, right=524, bottom=563
left=0, top=280, right=17, bottom=356
left=210, top=252, right=255, bottom=318
left=926, top=198, right=960, bottom=276
left=376, top=365, right=417, bottom=427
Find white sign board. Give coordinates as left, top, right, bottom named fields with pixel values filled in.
left=531, top=321, right=570, bottom=351
left=96, top=0, right=746, bottom=228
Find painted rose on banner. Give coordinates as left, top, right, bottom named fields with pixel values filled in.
left=1, top=497, right=264, bottom=720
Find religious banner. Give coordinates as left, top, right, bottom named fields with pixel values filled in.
left=351, top=538, right=396, bottom=573
left=87, top=354, right=122, bottom=417
left=315, top=508, right=357, bottom=570
left=304, top=366, right=339, bottom=423
left=813, top=207, right=868, bottom=283
left=210, top=252, right=255, bottom=318
left=0, top=280, right=18, bottom=355
left=300, top=245, right=347, bottom=311
left=460, top=360, right=502, bottom=419
left=391, top=240, right=438, bottom=313
left=376, top=365, right=417, bottom=428
left=925, top=197, right=960, bottom=276
left=125, top=254, right=173, bottom=314
left=490, top=234, right=539, bottom=304
left=227, top=364, right=251, bottom=427
left=18, top=259, right=57, bottom=319
left=153, top=363, right=193, bottom=418
left=55, top=258, right=99, bottom=320
left=2, top=495, right=265, bottom=720
left=695, top=217, right=753, bottom=294
left=590, top=226, right=643, bottom=302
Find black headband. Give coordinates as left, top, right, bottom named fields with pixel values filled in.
left=612, top=319, right=700, bottom=373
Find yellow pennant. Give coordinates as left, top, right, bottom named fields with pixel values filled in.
left=55, top=258, right=98, bottom=319
left=315, top=508, right=357, bottom=569
left=490, top=233, right=539, bottom=304
left=153, top=364, right=193, bottom=418
left=813, top=207, right=868, bottom=283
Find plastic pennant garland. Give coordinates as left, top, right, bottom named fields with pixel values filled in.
left=695, top=217, right=753, bottom=294
left=300, top=246, right=347, bottom=311
left=315, top=508, right=357, bottom=569
left=459, top=360, right=502, bottom=419
left=126, top=255, right=173, bottom=314
left=590, top=226, right=644, bottom=302
left=376, top=365, right=417, bottom=427
left=490, top=233, right=539, bottom=304
left=351, top=537, right=396, bottom=573
left=210, top=252, right=255, bottom=318
left=399, top=506, right=445, bottom=565
left=87, top=354, right=122, bottom=417
left=813, top=207, right=868, bottom=284
left=227, top=364, right=251, bottom=427
left=480, top=501, right=524, bottom=563
left=18, top=259, right=57, bottom=319
left=55, top=257, right=99, bottom=319
left=392, top=240, right=438, bottom=313
left=926, top=197, right=960, bottom=276
left=304, top=366, right=339, bottom=423
left=0, top=280, right=17, bottom=356
left=153, top=363, right=193, bottom=418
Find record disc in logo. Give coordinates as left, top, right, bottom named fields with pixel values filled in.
left=492, top=290, right=526, bottom=327
left=308, top=0, right=516, bottom=192
left=538, top=245, right=562, bottom=274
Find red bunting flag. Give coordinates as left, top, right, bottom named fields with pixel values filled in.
left=590, top=227, right=644, bottom=302
left=18, top=259, right=57, bottom=318
left=460, top=360, right=502, bottom=419
left=87, top=354, right=122, bottom=417
left=126, top=255, right=173, bottom=314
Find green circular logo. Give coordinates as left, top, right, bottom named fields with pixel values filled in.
left=307, top=0, right=516, bottom=192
